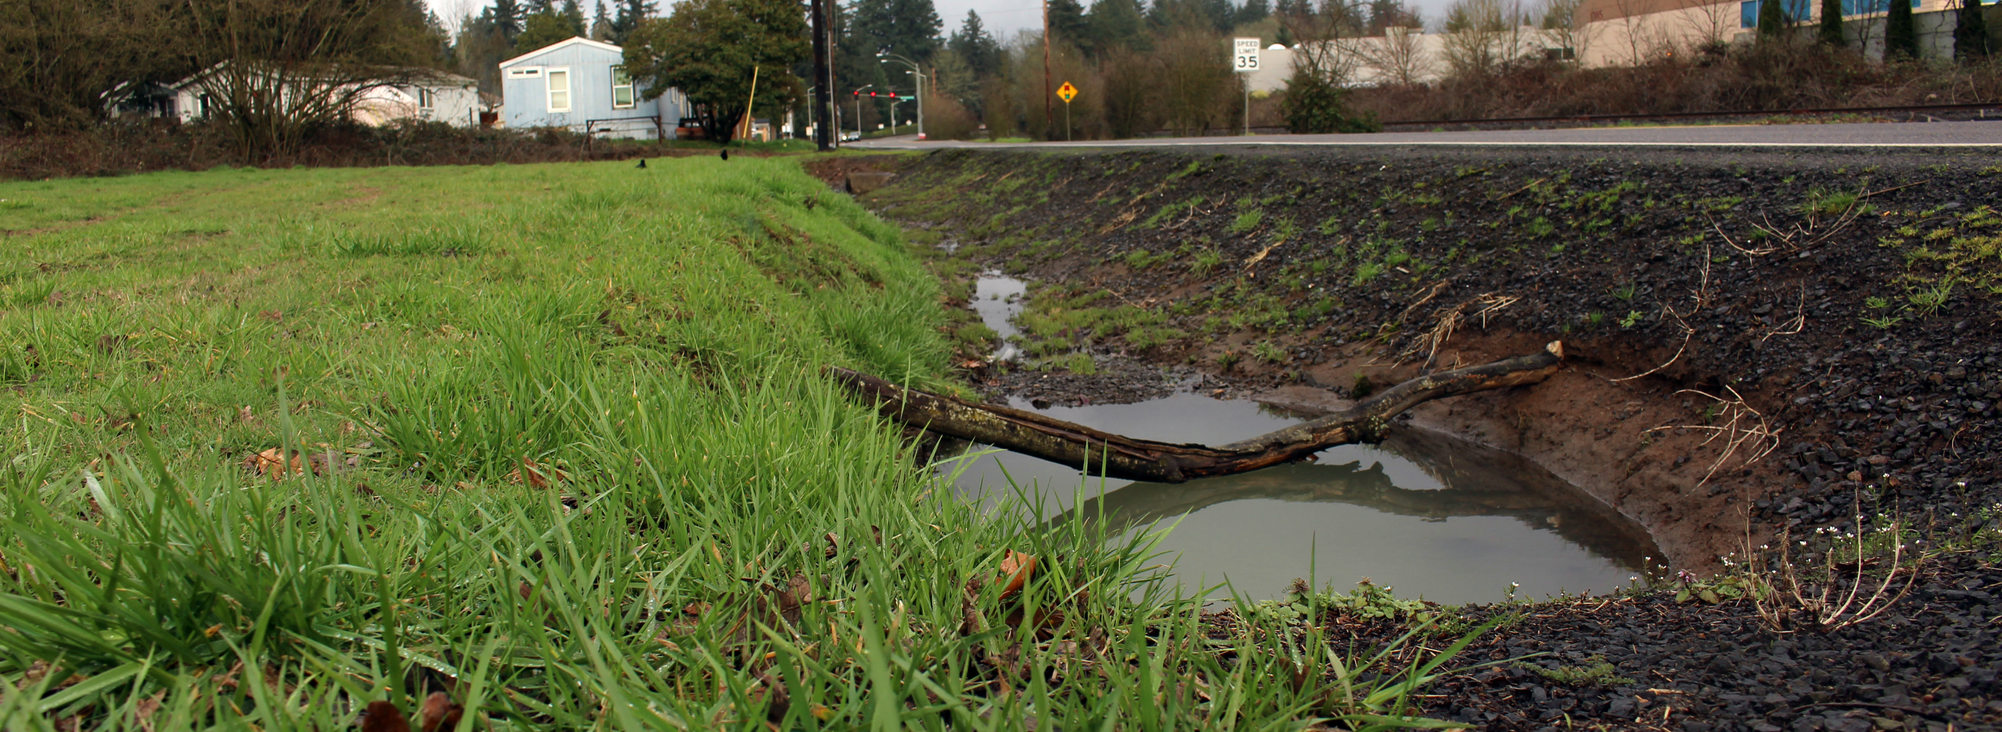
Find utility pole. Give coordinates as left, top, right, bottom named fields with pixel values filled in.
left=811, top=0, right=834, bottom=150
left=1042, top=0, right=1052, bottom=139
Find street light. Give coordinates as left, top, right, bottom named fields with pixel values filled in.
left=876, top=53, right=924, bottom=140
left=848, top=84, right=873, bottom=141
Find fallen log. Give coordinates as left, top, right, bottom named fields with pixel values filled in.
left=829, top=341, right=1564, bottom=483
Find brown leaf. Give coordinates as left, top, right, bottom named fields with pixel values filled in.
left=237, top=405, right=256, bottom=423
left=418, top=691, right=463, bottom=732
left=244, top=448, right=305, bottom=480
left=259, top=310, right=283, bottom=322
left=752, top=669, right=791, bottom=723
left=997, top=550, right=1037, bottom=598
left=507, top=458, right=567, bottom=489
left=359, top=701, right=411, bottom=732
left=134, top=690, right=166, bottom=732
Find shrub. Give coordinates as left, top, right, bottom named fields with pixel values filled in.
left=920, top=90, right=981, bottom=140
left=1280, top=65, right=1378, bottom=134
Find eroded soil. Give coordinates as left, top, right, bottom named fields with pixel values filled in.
left=829, top=145, right=2002, bottom=730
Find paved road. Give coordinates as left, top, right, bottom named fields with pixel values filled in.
left=849, top=119, right=2002, bottom=150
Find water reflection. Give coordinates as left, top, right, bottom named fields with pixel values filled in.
left=971, top=273, right=1025, bottom=361
left=944, top=394, right=1660, bottom=603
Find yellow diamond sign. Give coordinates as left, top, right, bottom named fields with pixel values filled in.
left=1057, top=81, right=1077, bottom=104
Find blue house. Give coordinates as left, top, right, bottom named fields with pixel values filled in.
left=498, top=37, right=693, bottom=139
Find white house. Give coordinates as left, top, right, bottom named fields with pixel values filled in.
left=353, top=72, right=482, bottom=127
left=497, top=36, right=693, bottom=139
left=108, top=63, right=481, bottom=128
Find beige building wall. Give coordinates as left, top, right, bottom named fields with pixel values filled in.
left=1578, top=0, right=1976, bottom=67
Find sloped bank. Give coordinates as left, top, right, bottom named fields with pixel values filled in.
left=839, top=146, right=2002, bottom=729
left=854, top=147, right=2002, bottom=570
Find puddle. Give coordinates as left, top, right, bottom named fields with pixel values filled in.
left=943, top=396, right=1660, bottom=604
left=943, top=273, right=1660, bottom=604
left=971, top=273, right=1025, bottom=361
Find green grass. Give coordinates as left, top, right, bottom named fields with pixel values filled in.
left=0, top=159, right=1483, bottom=728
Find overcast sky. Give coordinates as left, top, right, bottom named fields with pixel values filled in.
left=424, top=0, right=1455, bottom=45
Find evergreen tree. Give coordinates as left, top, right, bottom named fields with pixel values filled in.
left=850, top=0, right=945, bottom=60
left=1088, top=0, right=1148, bottom=55
left=561, top=0, right=586, bottom=34
left=1048, top=0, right=1091, bottom=48
left=1755, top=0, right=1786, bottom=39
left=834, top=1, right=891, bottom=126
left=524, top=0, right=554, bottom=15
left=1235, top=0, right=1270, bottom=27
left=1885, top=0, right=1917, bottom=58
left=1366, top=0, right=1421, bottom=32
left=494, top=0, right=523, bottom=43
left=1818, top=0, right=1843, bottom=44
left=592, top=0, right=613, bottom=39
left=947, top=11, right=1002, bottom=76
left=624, top=0, right=810, bottom=141
left=516, top=11, right=574, bottom=50
left=1955, top=0, right=1989, bottom=60
left=611, top=0, right=657, bottom=43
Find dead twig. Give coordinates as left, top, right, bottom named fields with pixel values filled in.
left=1645, top=385, right=1781, bottom=486
left=1758, top=287, right=1807, bottom=345
left=1750, top=495, right=1921, bottom=633
left=1613, top=243, right=1710, bottom=382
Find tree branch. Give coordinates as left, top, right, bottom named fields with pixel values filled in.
left=829, top=340, right=1564, bottom=483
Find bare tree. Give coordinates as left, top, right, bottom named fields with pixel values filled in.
left=183, top=0, right=442, bottom=158
left=1676, top=0, right=1740, bottom=52
left=1280, top=0, right=1368, bottom=85
left=1442, top=0, right=1534, bottom=77
left=0, top=0, right=181, bottom=131
left=1153, top=27, right=1235, bottom=134
left=1357, top=25, right=1436, bottom=84
left=1608, top=0, right=1668, bottom=64
left=1536, top=0, right=1595, bottom=62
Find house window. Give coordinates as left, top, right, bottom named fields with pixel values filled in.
left=612, top=66, right=635, bottom=109
left=417, top=87, right=436, bottom=110
left=199, top=94, right=214, bottom=117
left=507, top=67, right=542, bottom=79
left=547, top=68, right=571, bottom=113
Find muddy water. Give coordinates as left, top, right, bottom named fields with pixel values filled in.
left=949, top=275, right=1660, bottom=604
left=970, top=272, right=1025, bottom=361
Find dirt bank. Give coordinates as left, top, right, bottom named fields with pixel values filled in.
left=846, top=146, right=2000, bottom=570
left=829, top=146, right=2002, bottom=729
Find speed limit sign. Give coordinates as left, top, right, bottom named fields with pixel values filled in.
left=1233, top=38, right=1260, bottom=72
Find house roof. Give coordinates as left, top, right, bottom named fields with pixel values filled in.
left=499, top=37, right=625, bottom=69
left=166, top=60, right=474, bottom=92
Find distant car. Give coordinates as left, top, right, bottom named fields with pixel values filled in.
left=841, top=131, right=860, bottom=142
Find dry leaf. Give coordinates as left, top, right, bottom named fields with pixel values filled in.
left=359, top=701, right=411, bottom=732
left=134, top=690, right=166, bottom=732
left=506, top=457, right=567, bottom=489
left=418, top=691, right=463, bottom=732
left=244, top=448, right=305, bottom=480
left=997, top=550, right=1037, bottom=598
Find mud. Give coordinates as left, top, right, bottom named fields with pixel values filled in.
left=840, top=145, right=2002, bottom=729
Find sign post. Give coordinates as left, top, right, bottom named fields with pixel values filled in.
left=1232, top=37, right=1259, bottom=136
left=1057, top=81, right=1077, bottom=141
